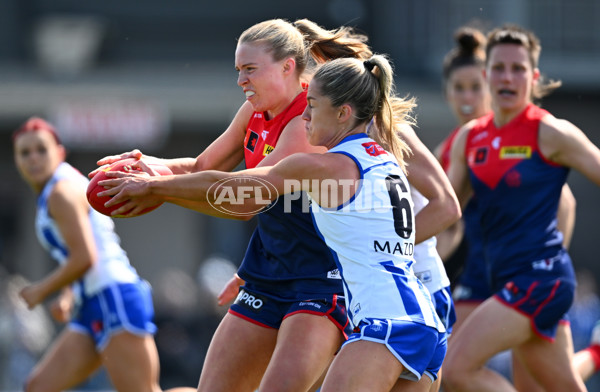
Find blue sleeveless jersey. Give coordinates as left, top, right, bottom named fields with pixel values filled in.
left=465, top=104, right=571, bottom=289
left=238, top=90, right=343, bottom=296
left=36, top=162, right=140, bottom=302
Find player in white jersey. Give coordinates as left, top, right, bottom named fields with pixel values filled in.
left=99, top=55, right=461, bottom=392
left=13, top=117, right=195, bottom=392
left=364, top=121, right=458, bottom=392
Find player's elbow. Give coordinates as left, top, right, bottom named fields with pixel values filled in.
left=441, top=194, right=462, bottom=229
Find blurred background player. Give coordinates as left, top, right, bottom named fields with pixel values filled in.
left=436, top=25, right=600, bottom=391
left=13, top=117, right=195, bottom=392
left=443, top=24, right=600, bottom=392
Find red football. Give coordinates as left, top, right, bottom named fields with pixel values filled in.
left=86, top=158, right=172, bottom=218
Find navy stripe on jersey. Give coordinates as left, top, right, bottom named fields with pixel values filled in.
left=42, top=227, right=68, bottom=258
left=381, top=260, right=425, bottom=321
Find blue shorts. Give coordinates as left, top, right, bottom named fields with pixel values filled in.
left=432, top=286, right=456, bottom=335
left=69, top=280, right=157, bottom=350
left=453, top=258, right=491, bottom=304
left=345, top=318, right=447, bottom=382
left=494, top=267, right=575, bottom=341
left=229, top=283, right=352, bottom=338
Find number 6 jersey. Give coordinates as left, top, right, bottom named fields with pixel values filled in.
left=310, top=133, right=444, bottom=333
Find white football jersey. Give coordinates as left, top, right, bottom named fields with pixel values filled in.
left=36, top=162, right=139, bottom=301
left=410, top=188, right=451, bottom=294
left=310, top=134, right=444, bottom=333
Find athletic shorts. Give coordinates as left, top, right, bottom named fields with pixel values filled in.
left=344, top=318, right=447, bottom=382
left=431, top=286, right=456, bottom=335
left=453, top=258, right=492, bottom=304
left=69, top=280, right=157, bottom=350
left=229, top=283, right=352, bottom=339
left=493, top=254, right=576, bottom=341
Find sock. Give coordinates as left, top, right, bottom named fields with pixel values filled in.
left=585, top=344, right=600, bottom=372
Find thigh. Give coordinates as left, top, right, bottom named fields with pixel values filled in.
left=101, top=332, right=161, bottom=392
left=514, top=323, right=586, bottom=392
left=445, top=297, right=533, bottom=372
left=197, top=312, right=278, bottom=392
left=451, top=301, right=481, bottom=334
left=26, top=329, right=101, bottom=392
left=259, top=312, right=344, bottom=392
left=321, top=340, right=403, bottom=392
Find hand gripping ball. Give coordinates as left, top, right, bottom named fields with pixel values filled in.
left=86, top=158, right=172, bottom=217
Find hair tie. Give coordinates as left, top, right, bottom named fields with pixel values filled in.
left=363, top=60, right=375, bottom=72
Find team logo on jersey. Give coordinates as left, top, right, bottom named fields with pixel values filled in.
left=492, top=136, right=501, bottom=149
left=468, top=147, right=488, bottom=165
left=361, top=141, right=387, bottom=156
left=500, top=146, right=532, bottom=159
left=245, top=131, right=259, bottom=152
left=235, top=289, right=267, bottom=312
left=504, top=169, right=521, bottom=187
left=261, top=130, right=269, bottom=140
left=263, top=144, right=274, bottom=156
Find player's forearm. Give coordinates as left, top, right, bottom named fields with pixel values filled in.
left=151, top=170, right=267, bottom=219
left=160, top=157, right=199, bottom=175
left=37, top=259, right=91, bottom=301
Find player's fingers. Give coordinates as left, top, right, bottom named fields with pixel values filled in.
left=103, top=170, right=137, bottom=178
left=110, top=200, right=136, bottom=217
left=88, top=164, right=110, bottom=178
left=96, top=154, right=124, bottom=166
left=97, top=183, right=123, bottom=199
left=132, top=160, right=158, bottom=175
left=96, top=150, right=143, bottom=166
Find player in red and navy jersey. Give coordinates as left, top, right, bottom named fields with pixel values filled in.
left=91, top=19, right=373, bottom=392
left=443, top=24, right=600, bottom=392
left=434, top=25, right=590, bottom=392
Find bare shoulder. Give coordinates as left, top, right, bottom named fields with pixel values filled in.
left=230, top=101, right=255, bottom=130
left=540, top=113, right=579, bottom=137
left=49, top=179, right=88, bottom=216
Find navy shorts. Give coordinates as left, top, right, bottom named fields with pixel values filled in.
left=453, top=258, right=491, bottom=304
left=431, top=286, right=456, bottom=335
left=493, top=257, right=575, bottom=341
left=229, top=283, right=352, bottom=338
left=345, top=318, right=447, bottom=382
left=69, top=280, right=157, bottom=350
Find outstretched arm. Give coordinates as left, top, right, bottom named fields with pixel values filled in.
left=90, top=100, right=253, bottom=178
left=98, top=152, right=358, bottom=218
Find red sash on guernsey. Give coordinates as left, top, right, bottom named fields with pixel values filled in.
left=243, top=89, right=307, bottom=169
left=465, top=103, right=550, bottom=190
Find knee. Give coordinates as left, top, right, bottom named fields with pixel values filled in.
left=441, top=359, right=469, bottom=391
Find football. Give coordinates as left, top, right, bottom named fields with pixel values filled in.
left=86, top=158, right=172, bottom=217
